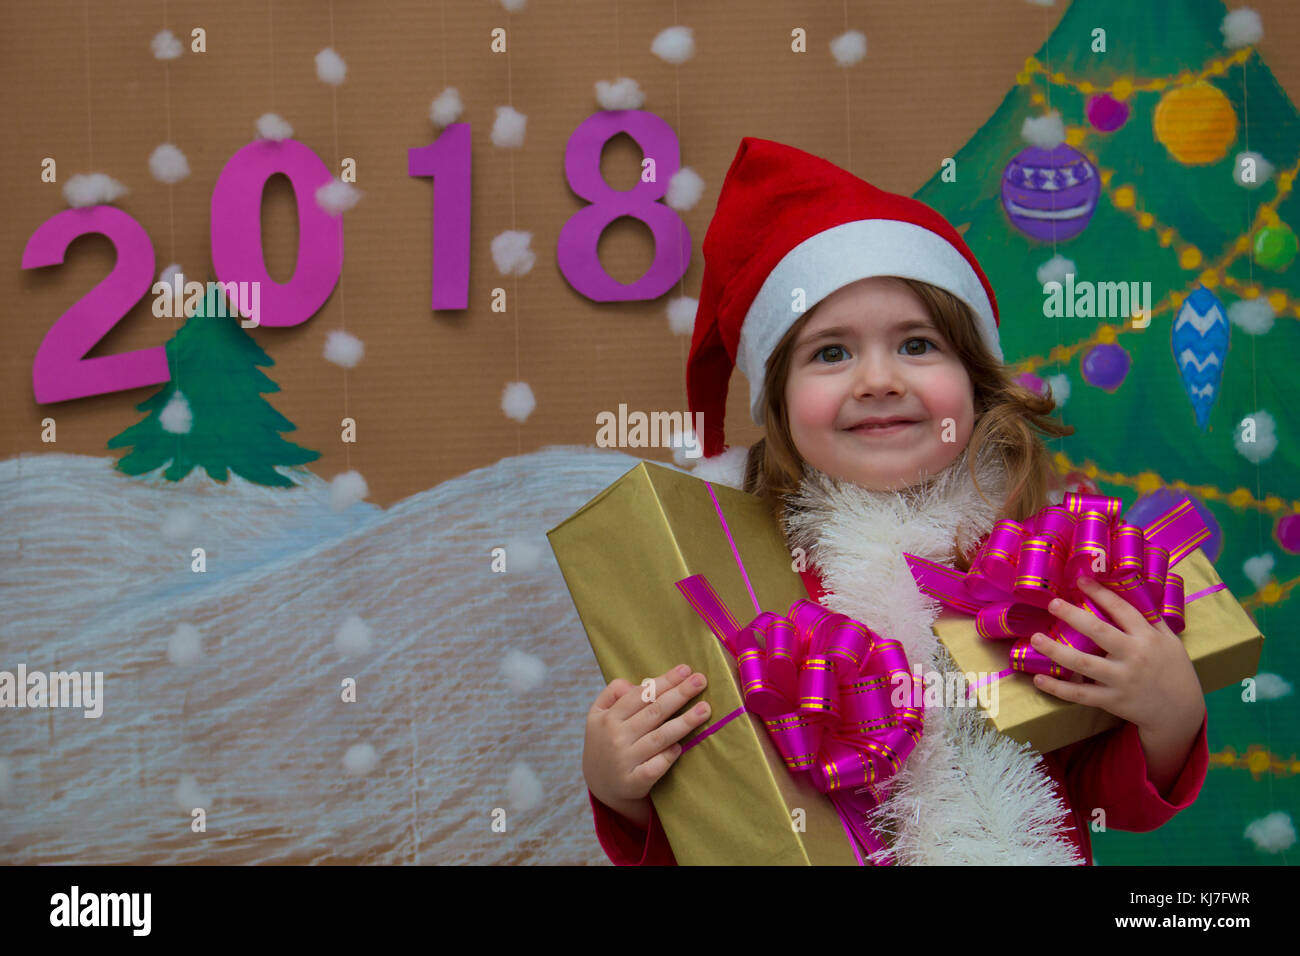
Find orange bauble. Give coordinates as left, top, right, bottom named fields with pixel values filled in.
left=1153, top=81, right=1238, bottom=165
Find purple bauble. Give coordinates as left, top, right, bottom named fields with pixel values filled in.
left=1001, top=144, right=1100, bottom=242
left=1276, top=513, right=1300, bottom=554
left=1016, top=371, right=1047, bottom=395
left=1127, top=490, right=1222, bottom=563
left=1086, top=93, right=1130, bottom=132
left=1080, top=342, right=1130, bottom=392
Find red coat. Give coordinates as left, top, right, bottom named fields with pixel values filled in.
left=588, top=565, right=1210, bottom=865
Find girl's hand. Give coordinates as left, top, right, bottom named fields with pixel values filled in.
left=583, top=664, right=712, bottom=821
left=1028, top=577, right=1206, bottom=786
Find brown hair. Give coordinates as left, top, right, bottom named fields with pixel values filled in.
left=742, top=277, right=1075, bottom=570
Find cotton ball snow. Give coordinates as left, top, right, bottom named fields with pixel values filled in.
left=651, top=26, right=694, bottom=64
left=1021, top=111, right=1066, bottom=149
left=1233, top=409, right=1276, bottom=464
left=595, top=77, right=645, bottom=111
left=324, top=329, right=365, bottom=368
left=501, top=537, right=543, bottom=572
left=491, top=105, right=527, bottom=148
left=315, top=47, right=346, bottom=85
left=667, top=296, right=698, bottom=336
left=690, top=445, right=748, bottom=490
left=257, top=113, right=294, bottom=141
left=1242, top=553, right=1275, bottom=590
left=507, top=762, right=543, bottom=811
left=159, top=263, right=184, bottom=288
left=665, top=167, right=704, bottom=211
left=1233, top=151, right=1274, bottom=189
left=1254, top=672, right=1293, bottom=700
left=1227, top=297, right=1274, bottom=335
left=501, top=650, right=546, bottom=693
left=1043, top=374, right=1071, bottom=407
left=152, top=29, right=183, bottom=60
left=491, top=230, right=536, bottom=276
left=1221, top=8, right=1263, bottom=49
left=334, top=615, right=374, bottom=658
left=173, top=774, right=208, bottom=811
left=830, top=30, right=867, bottom=66
left=148, top=143, right=190, bottom=184
left=64, top=173, right=127, bottom=208
left=167, top=624, right=204, bottom=666
left=499, top=0, right=526, bottom=12
left=316, top=178, right=362, bottom=215
left=1244, top=811, right=1295, bottom=853
left=430, top=87, right=463, bottom=127
left=160, top=391, right=193, bottom=434
left=329, top=470, right=369, bottom=511
left=1036, top=255, right=1077, bottom=287
left=343, top=743, right=379, bottom=777
left=501, top=382, right=536, bottom=423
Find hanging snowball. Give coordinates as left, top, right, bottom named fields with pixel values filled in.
left=256, top=113, right=294, bottom=141
left=1080, top=342, right=1130, bottom=392
left=1036, top=254, right=1077, bottom=286
left=1233, top=150, right=1274, bottom=188
left=1127, top=489, right=1222, bottom=563
left=1001, top=145, right=1099, bottom=242
left=666, top=296, right=697, bottom=335
left=1044, top=373, right=1071, bottom=406
left=506, top=761, right=543, bottom=811
left=1254, top=673, right=1292, bottom=700
left=429, top=87, right=463, bottom=127
left=501, top=382, right=535, bottom=422
left=491, top=105, right=527, bottom=148
left=1252, top=224, right=1297, bottom=270
left=324, top=329, right=364, bottom=367
left=315, top=47, right=346, bottom=85
left=316, top=178, right=362, bottom=215
left=343, top=743, right=379, bottom=777
left=173, top=774, right=208, bottom=811
left=501, top=650, right=546, bottom=693
left=1242, top=553, right=1275, bottom=591
left=665, top=167, right=704, bottom=211
left=1244, top=812, right=1296, bottom=854
left=1227, top=297, right=1275, bottom=335
left=1154, top=82, right=1237, bottom=165
left=329, top=470, right=369, bottom=511
left=149, top=143, right=190, bottom=184
left=1171, top=286, right=1228, bottom=430
left=1020, top=112, right=1066, bottom=149
left=491, top=230, right=535, bottom=276
left=64, top=173, right=127, bottom=208
left=1085, top=93, right=1129, bottom=132
left=1276, top=513, right=1300, bottom=554
left=1233, top=409, right=1277, bottom=465
left=167, top=624, right=204, bottom=666
left=160, top=390, right=193, bottom=434
left=1221, top=8, right=1264, bottom=49
left=595, top=77, right=645, bottom=111
left=334, top=615, right=373, bottom=658
left=152, top=29, right=183, bottom=60
left=651, top=26, right=694, bottom=64
left=829, top=31, right=867, bottom=66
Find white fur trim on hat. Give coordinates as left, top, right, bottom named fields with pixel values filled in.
left=736, top=219, right=1002, bottom=427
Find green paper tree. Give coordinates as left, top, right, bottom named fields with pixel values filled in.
left=108, top=281, right=320, bottom=487
left=915, top=0, right=1298, bottom=865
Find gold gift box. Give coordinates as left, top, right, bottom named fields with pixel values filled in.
left=934, top=548, right=1265, bottom=754
left=548, top=461, right=862, bottom=865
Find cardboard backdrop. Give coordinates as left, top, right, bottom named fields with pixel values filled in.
left=2, top=0, right=1298, bottom=866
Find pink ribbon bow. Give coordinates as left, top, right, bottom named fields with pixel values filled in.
left=903, top=493, right=1224, bottom=683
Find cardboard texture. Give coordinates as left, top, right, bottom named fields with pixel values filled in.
left=935, top=548, right=1265, bottom=754
left=548, top=461, right=860, bottom=865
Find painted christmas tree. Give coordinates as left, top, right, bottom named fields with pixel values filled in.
left=108, top=282, right=320, bottom=486
left=914, top=0, right=1298, bottom=865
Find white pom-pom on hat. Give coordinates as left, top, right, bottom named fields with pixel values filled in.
left=667, top=296, right=698, bottom=336
left=501, top=382, right=536, bottom=422
left=64, top=173, right=128, bottom=208
left=153, top=29, right=183, bottom=60
left=830, top=30, right=867, bottom=66
left=595, top=77, right=646, bottom=110
left=491, top=105, right=527, bottom=147
left=316, top=47, right=346, bottom=85
left=316, top=178, right=362, bottom=215
left=651, top=26, right=695, bottom=64
left=324, top=329, right=365, bottom=367
left=1222, top=8, right=1263, bottom=49
left=1022, top=112, right=1066, bottom=148
left=257, top=113, right=294, bottom=141
left=666, top=167, right=704, bottom=211
left=329, top=470, right=369, bottom=512
left=430, top=87, right=464, bottom=127
left=149, top=143, right=190, bottom=184
left=491, top=230, right=535, bottom=276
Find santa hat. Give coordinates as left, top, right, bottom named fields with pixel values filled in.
left=687, top=137, right=1002, bottom=461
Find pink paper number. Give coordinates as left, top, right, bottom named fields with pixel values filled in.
left=558, top=111, right=691, bottom=301
left=22, top=206, right=168, bottom=404
left=408, top=123, right=471, bottom=310
left=211, top=139, right=342, bottom=327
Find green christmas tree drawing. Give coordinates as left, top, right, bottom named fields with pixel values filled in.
left=108, top=281, right=320, bottom=487
left=914, top=0, right=1298, bottom=865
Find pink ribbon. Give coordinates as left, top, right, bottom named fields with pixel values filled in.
left=903, top=493, right=1224, bottom=687
left=672, top=481, right=923, bottom=866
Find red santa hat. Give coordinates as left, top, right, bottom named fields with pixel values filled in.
left=687, top=137, right=1002, bottom=461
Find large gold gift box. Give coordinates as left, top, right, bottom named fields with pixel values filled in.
left=934, top=548, right=1265, bottom=754
left=548, top=461, right=862, bottom=865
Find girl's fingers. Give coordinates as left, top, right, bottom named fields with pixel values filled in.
left=1047, top=586, right=1126, bottom=655
left=1075, top=576, right=1156, bottom=641
left=1031, top=670, right=1107, bottom=708
left=624, top=668, right=709, bottom=739
left=1029, top=631, right=1117, bottom=686
left=607, top=664, right=696, bottom=724
left=630, top=698, right=713, bottom=769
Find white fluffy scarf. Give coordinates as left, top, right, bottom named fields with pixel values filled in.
left=694, top=443, right=1085, bottom=865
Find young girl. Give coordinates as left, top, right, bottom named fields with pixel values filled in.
left=582, top=137, right=1209, bottom=865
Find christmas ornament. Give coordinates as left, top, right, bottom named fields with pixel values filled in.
left=1086, top=93, right=1130, bottom=132
left=1128, top=489, right=1222, bottom=563
left=1253, top=224, right=1297, bottom=270
left=1001, top=145, right=1099, bottom=242
left=1080, top=342, right=1130, bottom=392
left=1154, top=81, right=1237, bottom=165
left=1276, top=513, right=1300, bottom=555
left=1171, top=286, right=1229, bottom=431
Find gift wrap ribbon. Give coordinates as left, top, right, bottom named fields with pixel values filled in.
left=903, top=493, right=1228, bottom=694
left=672, top=481, right=923, bottom=866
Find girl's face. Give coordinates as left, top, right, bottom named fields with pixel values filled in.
left=783, top=276, right=976, bottom=491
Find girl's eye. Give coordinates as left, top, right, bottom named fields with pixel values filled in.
left=902, top=337, right=937, bottom=356
left=813, top=338, right=937, bottom=363
left=813, top=345, right=847, bottom=364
